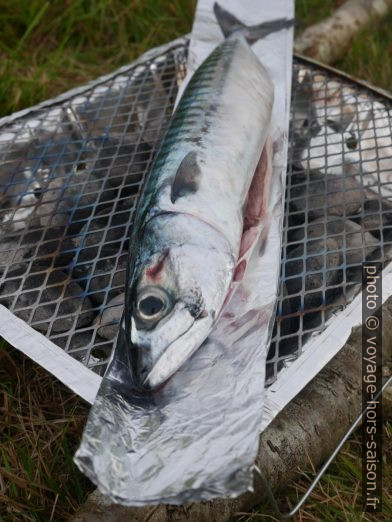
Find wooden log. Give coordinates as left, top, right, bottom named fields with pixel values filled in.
left=294, top=0, right=392, bottom=64
left=71, top=297, right=392, bottom=522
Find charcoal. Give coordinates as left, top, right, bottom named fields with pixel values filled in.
left=89, top=343, right=113, bottom=365
left=33, top=233, right=77, bottom=269
left=1, top=262, right=59, bottom=296
left=0, top=241, right=29, bottom=270
left=273, top=283, right=298, bottom=338
left=0, top=195, right=38, bottom=236
left=36, top=169, right=116, bottom=231
left=290, top=169, right=366, bottom=218
left=53, top=330, right=96, bottom=351
left=51, top=334, right=90, bottom=363
left=5, top=227, right=77, bottom=268
left=0, top=141, right=49, bottom=205
left=302, top=309, right=324, bottom=332
left=267, top=283, right=299, bottom=368
left=34, top=107, right=88, bottom=169
left=273, top=336, right=300, bottom=362
left=306, top=241, right=341, bottom=291
left=359, top=199, right=392, bottom=241
left=90, top=136, right=150, bottom=195
left=266, top=333, right=299, bottom=384
left=306, top=217, right=379, bottom=265
left=72, top=254, right=127, bottom=305
left=67, top=348, right=89, bottom=365
left=0, top=264, right=93, bottom=333
left=73, top=244, right=122, bottom=266
left=71, top=83, right=142, bottom=138
left=31, top=292, right=93, bottom=334
left=94, top=293, right=124, bottom=340
left=36, top=176, right=76, bottom=228
left=285, top=237, right=341, bottom=300
left=73, top=202, right=133, bottom=251
left=135, top=70, right=172, bottom=148
left=290, top=70, right=318, bottom=164
left=265, top=360, right=284, bottom=385
left=53, top=330, right=111, bottom=364
left=51, top=337, right=110, bottom=371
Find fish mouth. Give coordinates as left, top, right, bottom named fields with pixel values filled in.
left=134, top=315, right=211, bottom=390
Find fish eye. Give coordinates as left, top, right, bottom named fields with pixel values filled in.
left=139, top=295, right=165, bottom=316
left=136, top=287, right=170, bottom=323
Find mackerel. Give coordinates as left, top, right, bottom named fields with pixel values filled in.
left=121, top=3, right=292, bottom=389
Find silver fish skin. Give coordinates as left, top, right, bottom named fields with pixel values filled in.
left=124, top=18, right=275, bottom=390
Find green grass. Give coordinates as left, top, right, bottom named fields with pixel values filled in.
left=296, top=0, right=340, bottom=29
left=1, top=0, right=391, bottom=118
left=0, top=0, right=196, bottom=117
left=0, top=342, right=91, bottom=521
left=1, top=1, right=392, bottom=520
left=336, top=9, right=392, bottom=91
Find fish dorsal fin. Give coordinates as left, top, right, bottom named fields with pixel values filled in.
left=170, top=151, right=201, bottom=203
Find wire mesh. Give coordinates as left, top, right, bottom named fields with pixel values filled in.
left=0, top=41, right=391, bottom=385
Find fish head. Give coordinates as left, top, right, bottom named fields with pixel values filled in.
left=127, top=218, right=234, bottom=390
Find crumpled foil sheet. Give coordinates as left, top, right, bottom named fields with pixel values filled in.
left=74, top=198, right=281, bottom=504
left=73, top=83, right=286, bottom=506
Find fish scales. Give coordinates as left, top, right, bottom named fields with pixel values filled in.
left=138, top=36, right=274, bottom=255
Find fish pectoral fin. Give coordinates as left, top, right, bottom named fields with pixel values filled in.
left=170, top=150, right=201, bottom=203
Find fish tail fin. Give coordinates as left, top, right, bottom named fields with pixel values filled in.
left=213, top=2, right=294, bottom=45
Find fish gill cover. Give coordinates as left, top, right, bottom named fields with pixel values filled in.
left=74, top=0, right=294, bottom=505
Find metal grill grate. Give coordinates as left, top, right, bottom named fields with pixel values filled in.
left=0, top=41, right=391, bottom=385
left=267, top=61, right=392, bottom=384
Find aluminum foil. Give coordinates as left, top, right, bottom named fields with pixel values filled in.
left=74, top=165, right=285, bottom=504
